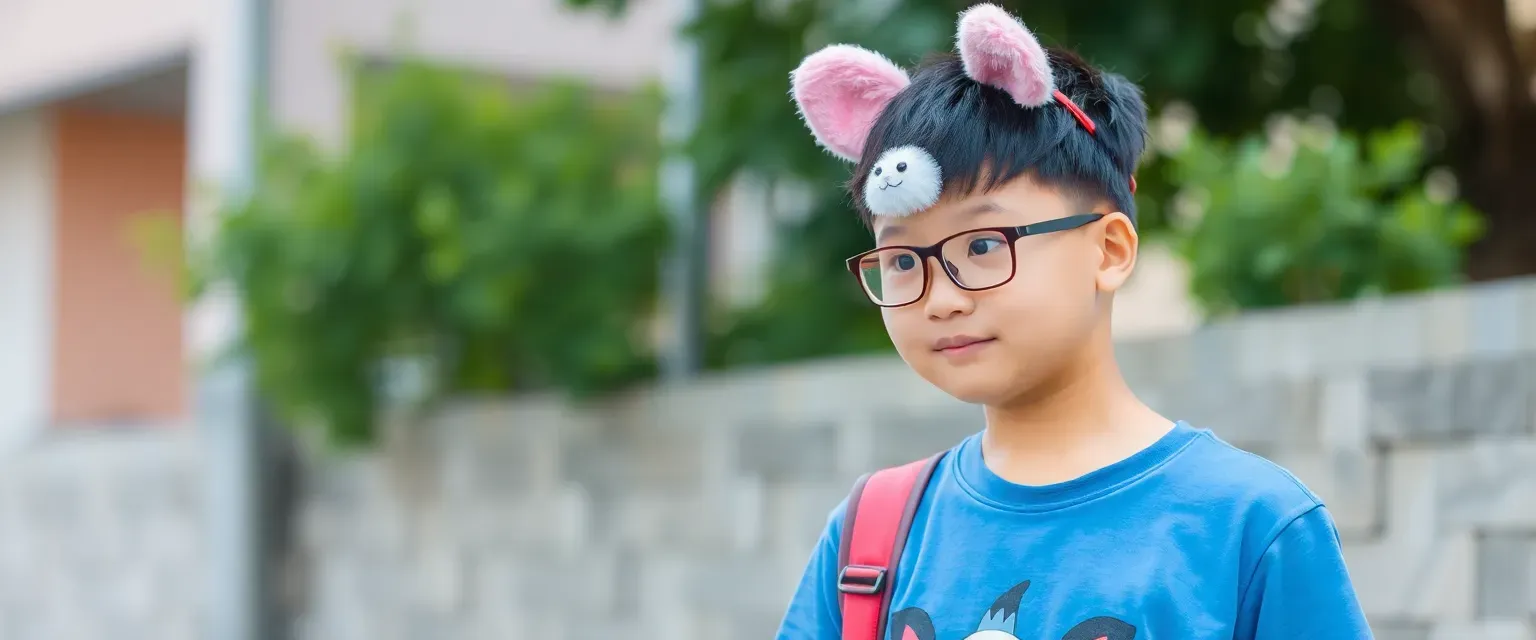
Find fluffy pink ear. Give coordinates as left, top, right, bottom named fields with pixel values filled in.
left=791, top=45, right=911, bottom=162
left=956, top=3, right=1055, bottom=107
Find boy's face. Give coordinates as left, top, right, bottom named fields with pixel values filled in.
left=867, top=174, right=1138, bottom=406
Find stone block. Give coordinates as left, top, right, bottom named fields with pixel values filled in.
left=726, top=476, right=765, bottom=552
left=457, top=605, right=527, bottom=640
left=761, top=355, right=956, bottom=421
left=1368, top=365, right=1454, bottom=442
left=1438, top=439, right=1536, bottom=530
left=1454, top=357, right=1534, bottom=437
left=586, top=491, right=732, bottom=551
left=1348, top=533, right=1477, bottom=622
left=836, top=414, right=876, bottom=477
left=445, top=499, right=542, bottom=551
left=1468, top=279, right=1528, bottom=358
left=313, top=555, right=405, bottom=618
left=1371, top=621, right=1431, bottom=640
left=1430, top=620, right=1534, bottom=640
left=1185, top=322, right=1244, bottom=384
left=563, top=617, right=649, bottom=640
left=1320, top=374, right=1371, bottom=451
left=1477, top=533, right=1534, bottom=618
left=633, top=554, right=692, bottom=636
left=437, top=420, right=560, bottom=501
left=1164, top=377, right=1320, bottom=450
left=1359, top=295, right=1432, bottom=370
left=1520, top=278, right=1536, bottom=352
left=1117, top=333, right=1196, bottom=391
left=866, top=404, right=984, bottom=470
left=1269, top=449, right=1382, bottom=540
left=732, top=612, right=786, bottom=639
left=611, top=547, right=643, bottom=618
left=1370, top=358, right=1534, bottom=443
left=305, top=457, right=383, bottom=511
left=761, top=482, right=849, bottom=549
left=403, top=612, right=463, bottom=640
left=473, top=550, right=621, bottom=616
left=682, top=554, right=802, bottom=615
left=407, top=545, right=464, bottom=613
left=735, top=423, right=838, bottom=482
left=1421, top=286, right=1474, bottom=363
left=1235, top=305, right=1354, bottom=380
left=560, top=422, right=704, bottom=500
left=1296, top=302, right=1387, bottom=377
left=1344, top=449, right=1476, bottom=620
left=98, top=562, right=159, bottom=623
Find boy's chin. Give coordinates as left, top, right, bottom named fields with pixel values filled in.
left=923, top=369, right=1022, bottom=406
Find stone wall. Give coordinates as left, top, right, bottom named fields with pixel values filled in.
left=0, top=431, right=206, bottom=639
left=3, top=277, right=1535, bottom=639
left=290, top=276, right=1536, bottom=639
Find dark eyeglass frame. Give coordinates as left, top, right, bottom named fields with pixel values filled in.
left=844, top=213, right=1106, bottom=308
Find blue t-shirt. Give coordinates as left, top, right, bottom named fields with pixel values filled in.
left=775, top=421, right=1371, bottom=640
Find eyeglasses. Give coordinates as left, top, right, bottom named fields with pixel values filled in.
left=844, top=213, right=1105, bottom=307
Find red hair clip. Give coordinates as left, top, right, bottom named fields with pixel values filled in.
left=1054, top=90, right=1136, bottom=194
left=1053, top=90, right=1097, bottom=135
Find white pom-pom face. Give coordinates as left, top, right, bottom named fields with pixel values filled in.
left=863, top=145, right=943, bottom=217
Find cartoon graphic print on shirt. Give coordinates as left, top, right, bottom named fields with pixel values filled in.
left=889, top=581, right=1136, bottom=640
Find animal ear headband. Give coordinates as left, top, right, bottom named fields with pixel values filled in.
left=789, top=3, right=1132, bottom=218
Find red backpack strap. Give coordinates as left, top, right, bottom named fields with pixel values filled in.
left=836, top=452, right=945, bottom=640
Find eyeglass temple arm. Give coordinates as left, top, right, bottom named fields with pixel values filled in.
left=1017, top=213, right=1106, bottom=237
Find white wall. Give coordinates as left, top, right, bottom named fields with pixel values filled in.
left=0, top=0, right=198, bottom=110
left=271, top=0, right=680, bottom=145
left=0, top=111, right=56, bottom=447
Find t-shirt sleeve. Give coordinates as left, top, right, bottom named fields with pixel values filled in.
left=775, top=501, right=846, bottom=640
left=1236, top=504, right=1372, bottom=639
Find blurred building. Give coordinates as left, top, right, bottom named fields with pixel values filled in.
left=0, top=0, right=1196, bottom=449
left=0, top=0, right=681, bottom=448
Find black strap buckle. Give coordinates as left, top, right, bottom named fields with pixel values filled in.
left=837, top=564, right=887, bottom=595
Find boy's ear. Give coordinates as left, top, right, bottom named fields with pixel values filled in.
left=1095, top=211, right=1139, bottom=294
left=791, top=44, right=910, bottom=163
left=956, top=3, right=1055, bottom=108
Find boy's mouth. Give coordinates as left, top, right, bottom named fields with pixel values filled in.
left=932, top=335, right=995, bottom=352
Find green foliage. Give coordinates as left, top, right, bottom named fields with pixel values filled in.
left=1167, top=118, right=1483, bottom=314
left=190, top=60, right=669, bottom=446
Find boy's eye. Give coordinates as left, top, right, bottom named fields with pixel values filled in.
left=888, top=253, right=918, bottom=271
left=969, top=237, right=1003, bottom=255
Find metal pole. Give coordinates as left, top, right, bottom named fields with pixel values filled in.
left=659, top=0, right=706, bottom=381
left=194, top=0, right=269, bottom=637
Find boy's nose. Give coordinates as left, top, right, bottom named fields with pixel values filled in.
left=923, top=257, right=975, bottom=319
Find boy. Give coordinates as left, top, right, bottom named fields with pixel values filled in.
left=775, top=4, right=1371, bottom=639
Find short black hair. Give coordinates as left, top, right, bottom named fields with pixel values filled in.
left=848, top=48, right=1148, bottom=225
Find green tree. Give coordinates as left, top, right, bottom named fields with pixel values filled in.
left=1167, top=118, right=1483, bottom=314
left=186, top=60, right=669, bottom=446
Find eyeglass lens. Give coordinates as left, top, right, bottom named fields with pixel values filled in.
left=855, top=230, right=1014, bottom=305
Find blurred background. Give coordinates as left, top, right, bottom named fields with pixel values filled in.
left=1, top=0, right=1534, bottom=637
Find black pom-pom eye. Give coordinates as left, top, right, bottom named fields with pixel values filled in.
left=874, top=166, right=883, bottom=176
left=896, top=162, right=907, bottom=172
